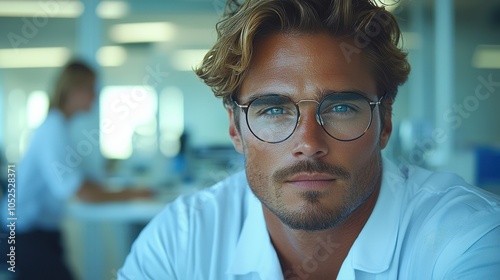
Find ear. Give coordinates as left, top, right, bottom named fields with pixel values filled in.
left=380, top=111, right=392, bottom=149
left=228, top=108, right=244, bottom=153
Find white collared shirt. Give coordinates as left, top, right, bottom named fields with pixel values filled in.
left=119, top=158, right=500, bottom=279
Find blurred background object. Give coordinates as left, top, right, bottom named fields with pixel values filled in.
left=0, top=0, right=499, bottom=279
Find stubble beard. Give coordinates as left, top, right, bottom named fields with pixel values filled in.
left=246, top=152, right=383, bottom=232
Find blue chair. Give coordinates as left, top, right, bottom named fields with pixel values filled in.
left=475, top=146, right=500, bottom=187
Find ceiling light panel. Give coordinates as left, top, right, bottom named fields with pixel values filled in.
left=110, top=22, right=176, bottom=43
left=0, top=1, right=83, bottom=18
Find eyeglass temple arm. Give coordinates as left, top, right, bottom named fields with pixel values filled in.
left=230, top=97, right=249, bottom=109
left=370, top=94, right=387, bottom=106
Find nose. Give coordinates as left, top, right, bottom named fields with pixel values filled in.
left=291, top=102, right=329, bottom=158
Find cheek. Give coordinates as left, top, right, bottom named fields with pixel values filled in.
left=244, top=138, right=273, bottom=165
left=240, top=125, right=280, bottom=174
left=337, top=120, right=382, bottom=169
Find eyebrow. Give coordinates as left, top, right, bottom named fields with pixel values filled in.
left=241, top=88, right=373, bottom=103
left=314, top=89, right=372, bottom=100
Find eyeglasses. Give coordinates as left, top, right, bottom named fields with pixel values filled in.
left=232, top=92, right=384, bottom=143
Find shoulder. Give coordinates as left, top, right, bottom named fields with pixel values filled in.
left=161, top=171, right=251, bottom=233
left=391, top=162, right=500, bottom=277
left=169, top=171, right=249, bottom=214
left=32, top=110, right=67, bottom=141
left=40, top=109, right=66, bottom=129
left=119, top=171, right=251, bottom=278
left=402, top=164, right=500, bottom=217
left=18, top=110, right=67, bottom=171
left=392, top=160, right=500, bottom=232
left=383, top=158, right=500, bottom=222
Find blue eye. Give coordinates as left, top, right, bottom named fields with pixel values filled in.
left=332, top=105, right=350, bottom=113
left=264, top=107, right=285, bottom=115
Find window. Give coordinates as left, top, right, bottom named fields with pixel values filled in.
left=100, top=86, right=157, bottom=159
left=160, top=86, right=184, bottom=157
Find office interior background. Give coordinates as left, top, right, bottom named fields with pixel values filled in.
left=0, top=0, right=499, bottom=279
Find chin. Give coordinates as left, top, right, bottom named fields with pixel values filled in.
left=266, top=182, right=376, bottom=231
left=274, top=203, right=351, bottom=231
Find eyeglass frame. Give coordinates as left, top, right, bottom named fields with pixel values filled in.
left=230, top=92, right=386, bottom=144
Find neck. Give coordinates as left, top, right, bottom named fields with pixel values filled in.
left=264, top=185, right=380, bottom=279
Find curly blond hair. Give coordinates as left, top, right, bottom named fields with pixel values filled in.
left=196, top=0, right=410, bottom=110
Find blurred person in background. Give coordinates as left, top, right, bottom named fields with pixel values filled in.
left=1, top=60, right=152, bottom=280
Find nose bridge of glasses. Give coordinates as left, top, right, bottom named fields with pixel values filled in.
left=295, top=99, right=323, bottom=126
left=295, top=99, right=320, bottom=106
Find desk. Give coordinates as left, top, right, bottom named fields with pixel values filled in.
left=66, top=186, right=200, bottom=280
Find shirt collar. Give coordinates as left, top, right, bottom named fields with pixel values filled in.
left=346, top=156, right=407, bottom=273
left=226, top=184, right=283, bottom=278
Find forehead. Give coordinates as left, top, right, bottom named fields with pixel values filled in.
left=240, top=32, right=377, bottom=100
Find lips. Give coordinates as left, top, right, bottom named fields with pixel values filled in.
left=288, top=173, right=337, bottom=181
left=286, top=173, right=337, bottom=190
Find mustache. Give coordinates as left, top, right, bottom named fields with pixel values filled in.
left=272, top=160, right=351, bottom=182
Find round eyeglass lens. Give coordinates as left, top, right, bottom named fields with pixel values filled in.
left=246, top=95, right=298, bottom=143
left=318, top=92, right=373, bottom=141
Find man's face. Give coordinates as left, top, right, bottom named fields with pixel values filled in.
left=228, top=32, right=392, bottom=231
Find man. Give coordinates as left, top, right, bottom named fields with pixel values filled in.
left=119, top=0, right=500, bottom=279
